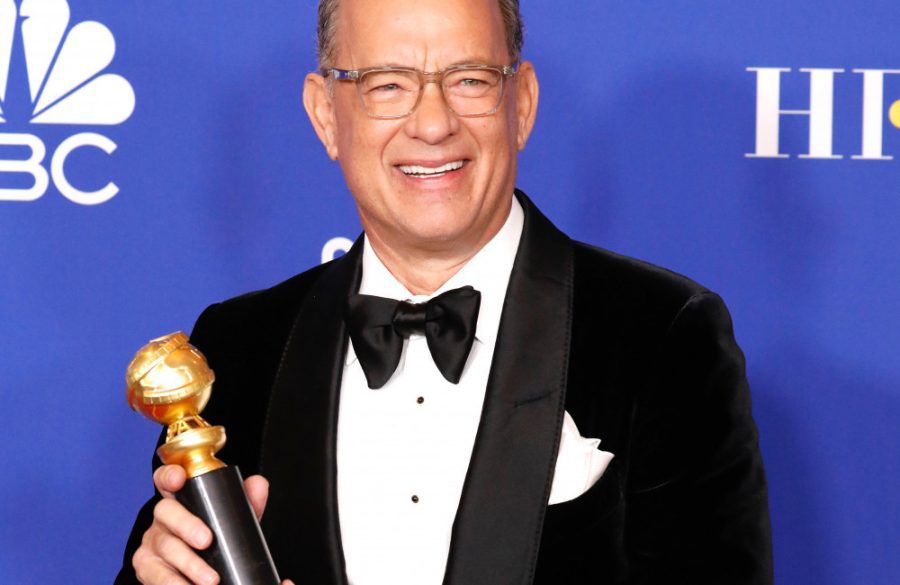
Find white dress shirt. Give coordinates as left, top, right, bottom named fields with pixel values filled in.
left=337, top=198, right=524, bottom=585
left=336, top=197, right=612, bottom=584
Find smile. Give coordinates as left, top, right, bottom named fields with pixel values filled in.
left=397, top=160, right=466, bottom=178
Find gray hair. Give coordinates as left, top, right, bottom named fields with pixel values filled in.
left=316, top=0, right=525, bottom=70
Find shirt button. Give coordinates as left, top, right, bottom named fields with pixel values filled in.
left=411, top=494, right=420, bottom=503
left=416, top=396, right=424, bottom=404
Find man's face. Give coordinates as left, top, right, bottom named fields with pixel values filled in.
left=305, top=0, right=538, bottom=257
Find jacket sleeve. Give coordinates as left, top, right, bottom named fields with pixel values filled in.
left=626, top=291, right=773, bottom=585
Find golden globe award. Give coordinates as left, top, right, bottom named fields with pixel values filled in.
left=126, top=332, right=280, bottom=585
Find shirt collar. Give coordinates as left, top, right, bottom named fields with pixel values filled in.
left=346, top=195, right=524, bottom=366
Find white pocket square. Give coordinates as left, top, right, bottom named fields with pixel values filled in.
left=548, top=410, right=615, bottom=505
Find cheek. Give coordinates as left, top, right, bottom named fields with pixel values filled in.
left=333, top=98, right=379, bottom=161
left=339, top=120, right=394, bottom=167
left=336, top=121, right=405, bottom=204
left=487, top=104, right=518, bottom=145
left=336, top=120, right=363, bottom=159
left=478, top=121, right=518, bottom=167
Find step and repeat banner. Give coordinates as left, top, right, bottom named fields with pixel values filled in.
left=1, top=1, right=897, bottom=583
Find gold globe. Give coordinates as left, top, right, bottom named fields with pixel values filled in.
left=126, top=332, right=216, bottom=425
left=126, top=332, right=226, bottom=478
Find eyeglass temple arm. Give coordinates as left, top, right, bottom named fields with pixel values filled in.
left=325, top=68, right=359, bottom=80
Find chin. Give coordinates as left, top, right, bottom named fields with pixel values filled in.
left=400, top=224, right=465, bottom=245
left=393, top=213, right=477, bottom=244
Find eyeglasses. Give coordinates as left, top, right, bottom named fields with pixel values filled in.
left=325, top=64, right=517, bottom=119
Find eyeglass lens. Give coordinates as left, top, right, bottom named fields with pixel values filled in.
left=358, top=68, right=504, bottom=118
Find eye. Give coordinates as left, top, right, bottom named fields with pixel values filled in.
left=445, top=69, right=500, bottom=96
left=458, top=77, right=485, bottom=87
left=370, top=83, right=402, bottom=93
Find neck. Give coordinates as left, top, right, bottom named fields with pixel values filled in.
left=363, top=205, right=511, bottom=296
left=364, top=231, right=479, bottom=295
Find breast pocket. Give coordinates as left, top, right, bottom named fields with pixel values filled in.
left=535, top=459, right=627, bottom=584
left=541, top=457, right=624, bottom=546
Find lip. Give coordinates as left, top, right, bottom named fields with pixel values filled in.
left=392, top=158, right=471, bottom=187
left=393, top=157, right=469, bottom=168
left=393, top=157, right=472, bottom=182
left=393, top=157, right=470, bottom=178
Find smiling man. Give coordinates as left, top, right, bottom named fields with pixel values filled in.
left=117, top=1, right=773, bottom=584
left=305, top=0, right=535, bottom=295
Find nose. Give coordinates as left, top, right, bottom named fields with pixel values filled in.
left=403, top=81, right=459, bottom=144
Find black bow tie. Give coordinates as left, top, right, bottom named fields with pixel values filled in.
left=344, top=286, right=482, bottom=389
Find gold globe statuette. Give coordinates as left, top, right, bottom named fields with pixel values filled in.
left=126, top=332, right=226, bottom=479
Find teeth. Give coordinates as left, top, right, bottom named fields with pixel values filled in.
left=398, top=160, right=464, bottom=176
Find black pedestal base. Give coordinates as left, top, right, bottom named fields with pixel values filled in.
left=178, top=466, right=280, bottom=585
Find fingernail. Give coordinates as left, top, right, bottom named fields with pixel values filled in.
left=202, top=570, right=218, bottom=584
left=194, top=528, right=212, bottom=548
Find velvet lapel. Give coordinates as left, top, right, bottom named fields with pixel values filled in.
left=443, top=191, right=574, bottom=585
left=258, top=237, right=362, bottom=585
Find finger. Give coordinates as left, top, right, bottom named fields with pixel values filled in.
left=146, top=527, right=219, bottom=585
left=282, top=581, right=295, bottom=585
left=153, top=497, right=213, bottom=550
left=134, top=533, right=207, bottom=585
left=134, top=552, right=193, bottom=585
left=243, top=475, right=270, bottom=520
left=153, top=464, right=187, bottom=499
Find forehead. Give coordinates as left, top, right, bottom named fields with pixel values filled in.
left=334, top=0, right=508, bottom=68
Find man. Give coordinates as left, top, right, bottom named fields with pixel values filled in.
left=117, top=0, right=773, bottom=583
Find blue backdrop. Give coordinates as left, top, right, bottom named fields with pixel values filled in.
left=0, top=1, right=897, bottom=583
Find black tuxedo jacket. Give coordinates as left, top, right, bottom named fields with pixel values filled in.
left=117, top=192, right=772, bottom=585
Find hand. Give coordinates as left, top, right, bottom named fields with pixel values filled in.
left=131, top=464, right=293, bottom=585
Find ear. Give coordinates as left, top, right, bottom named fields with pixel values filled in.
left=303, top=73, right=340, bottom=160
left=513, top=61, right=539, bottom=151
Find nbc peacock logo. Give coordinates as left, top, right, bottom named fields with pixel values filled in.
left=0, top=0, right=135, bottom=205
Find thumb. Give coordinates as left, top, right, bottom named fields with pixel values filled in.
left=152, top=464, right=187, bottom=499
left=243, top=474, right=270, bottom=520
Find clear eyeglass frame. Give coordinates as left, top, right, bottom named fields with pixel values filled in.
left=325, top=63, right=518, bottom=119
